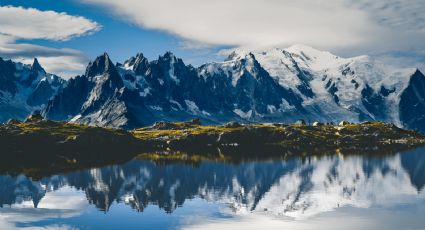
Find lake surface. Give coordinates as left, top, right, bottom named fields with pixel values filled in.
left=1, top=148, right=425, bottom=230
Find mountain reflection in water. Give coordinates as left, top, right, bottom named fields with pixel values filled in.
left=1, top=148, right=425, bottom=230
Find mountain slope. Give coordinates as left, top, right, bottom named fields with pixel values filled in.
left=252, top=45, right=418, bottom=124
left=0, top=57, right=65, bottom=122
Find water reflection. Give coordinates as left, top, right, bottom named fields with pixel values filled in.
left=1, top=148, right=425, bottom=229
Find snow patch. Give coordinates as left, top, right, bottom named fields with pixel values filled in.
left=168, top=56, right=180, bottom=84
left=170, top=99, right=183, bottom=110
left=158, top=78, right=164, bottom=85
left=185, top=100, right=200, bottom=114
left=70, top=114, right=82, bottom=122
left=234, top=109, right=252, bottom=119
left=150, top=105, right=163, bottom=111
left=139, top=87, right=151, bottom=97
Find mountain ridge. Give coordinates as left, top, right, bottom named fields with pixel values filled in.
left=1, top=45, right=424, bottom=131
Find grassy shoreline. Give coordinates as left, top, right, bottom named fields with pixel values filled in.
left=1, top=118, right=425, bottom=177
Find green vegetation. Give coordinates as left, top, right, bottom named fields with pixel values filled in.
left=132, top=120, right=425, bottom=148
left=1, top=118, right=425, bottom=176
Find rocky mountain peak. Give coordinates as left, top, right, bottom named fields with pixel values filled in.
left=224, top=51, right=239, bottom=61
left=158, top=51, right=178, bottom=64
left=133, top=52, right=150, bottom=75
left=85, top=52, right=116, bottom=78
left=31, top=58, right=45, bottom=73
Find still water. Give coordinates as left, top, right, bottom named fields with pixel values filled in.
left=1, top=148, right=425, bottom=230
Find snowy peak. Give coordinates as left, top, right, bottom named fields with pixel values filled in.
left=285, top=44, right=339, bottom=61
left=123, top=52, right=150, bottom=74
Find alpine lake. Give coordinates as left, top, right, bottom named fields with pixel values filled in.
left=1, top=119, right=425, bottom=229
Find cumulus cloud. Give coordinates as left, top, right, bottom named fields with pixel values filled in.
left=81, top=0, right=425, bottom=51
left=0, top=6, right=101, bottom=78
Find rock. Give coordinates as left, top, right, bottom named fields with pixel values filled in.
left=273, top=123, right=286, bottom=127
left=7, top=119, right=22, bottom=125
left=312, top=121, right=323, bottom=127
left=25, top=111, right=44, bottom=123
left=151, top=121, right=177, bottom=130
left=189, top=118, right=201, bottom=126
left=224, top=121, right=243, bottom=128
left=295, top=119, right=306, bottom=125
left=339, top=120, right=350, bottom=126
left=4, top=124, right=23, bottom=133
left=151, top=119, right=201, bottom=130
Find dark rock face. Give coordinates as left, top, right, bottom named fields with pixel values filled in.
left=44, top=75, right=91, bottom=121
left=27, top=75, right=63, bottom=106
left=22, top=58, right=46, bottom=87
left=224, top=121, right=243, bottom=128
left=400, top=70, right=425, bottom=132
left=0, top=57, right=18, bottom=95
left=326, top=80, right=340, bottom=105
left=44, top=53, right=130, bottom=127
left=361, top=84, right=388, bottom=121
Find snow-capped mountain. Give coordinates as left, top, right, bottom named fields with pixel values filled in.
left=252, top=45, right=421, bottom=126
left=0, top=57, right=65, bottom=122
left=14, top=45, right=425, bottom=131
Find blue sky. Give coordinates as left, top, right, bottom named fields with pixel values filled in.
left=0, top=0, right=227, bottom=77
left=0, top=0, right=424, bottom=78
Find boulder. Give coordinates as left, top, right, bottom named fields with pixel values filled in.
left=295, top=119, right=306, bottom=125
left=312, top=121, right=323, bottom=127
left=151, top=121, right=177, bottom=130
left=339, top=120, right=350, bottom=126
left=25, top=111, right=44, bottom=123
left=7, top=119, right=22, bottom=125
left=189, top=118, right=201, bottom=126
left=224, top=121, right=243, bottom=128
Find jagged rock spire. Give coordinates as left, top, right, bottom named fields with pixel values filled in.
left=85, top=52, right=115, bottom=77
left=31, top=58, right=45, bottom=73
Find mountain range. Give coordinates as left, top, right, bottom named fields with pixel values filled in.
left=1, top=45, right=424, bottom=131
left=0, top=57, right=64, bottom=122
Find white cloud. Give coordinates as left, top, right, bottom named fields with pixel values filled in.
left=0, top=39, right=89, bottom=79
left=0, top=6, right=101, bottom=78
left=0, top=6, right=100, bottom=41
left=37, top=56, right=89, bottom=79
left=18, top=54, right=89, bottom=79
left=81, top=0, right=425, bottom=53
left=81, top=0, right=371, bottom=49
